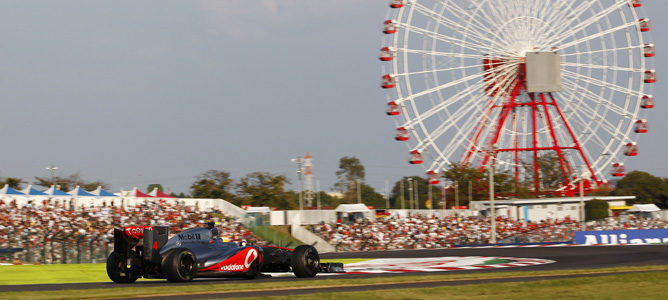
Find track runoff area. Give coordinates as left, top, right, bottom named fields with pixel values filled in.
left=1, top=244, right=666, bottom=299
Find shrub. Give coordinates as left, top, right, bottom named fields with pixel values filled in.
left=585, top=199, right=609, bottom=221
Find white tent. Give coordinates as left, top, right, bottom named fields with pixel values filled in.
left=628, top=204, right=660, bottom=212
left=334, top=204, right=372, bottom=222
left=334, top=203, right=371, bottom=213
left=246, top=206, right=272, bottom=213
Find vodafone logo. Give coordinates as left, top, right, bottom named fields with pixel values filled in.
left=244, top=248, right=258, bottom=268
left=221, top=264, right=246, bottom=271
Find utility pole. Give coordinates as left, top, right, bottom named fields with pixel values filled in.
left=414, top=180, right=419, bottom=210
left=316, top=180, right=321, bottom=210
left=468, top=181, right=472, bottom=209
left=407, top=178, right=413, bottom=211
left=454, top=180, right=459, bottom=209
left=488, top=145, right=497, bottom=244
left=428, top=181, right=432, bottom=210
left=356, top=179, right=362, bottom=204
left=385, top=180, right=390, bottom=209
left=579, top=165, right=589, bottom=231
left=291, top=157, right=304, bottom=211
left=442, top=184, right=447, bottom=217
left=400, top=179, right=405, bottom=209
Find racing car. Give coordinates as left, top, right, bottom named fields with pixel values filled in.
left=106, top=223, right=344, bottom=283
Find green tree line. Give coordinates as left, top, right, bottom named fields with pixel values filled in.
left=3, top=156, right=666, bottom=210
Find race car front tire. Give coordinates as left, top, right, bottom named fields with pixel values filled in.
left=291, top=245, right=319, bottom=278
left=161, top=248, right=197, bottom=282
left=106, top=252, right=139, bottom=283
left=243, top=258, right=261, bottom=279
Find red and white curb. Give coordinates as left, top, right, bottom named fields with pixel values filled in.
left=339, top=256, right=555, bottom=274
left=267, top=256, right=553, bottom=277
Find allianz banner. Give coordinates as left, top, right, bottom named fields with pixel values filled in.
left=574, top=229, right=668, bottom=245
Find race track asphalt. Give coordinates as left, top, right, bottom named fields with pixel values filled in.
left=1, top=244, right=666, bottom=294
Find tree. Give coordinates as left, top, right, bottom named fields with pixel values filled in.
left=236, top=172, right=296, bottom=209
left=79, top=180, right=110, bottom=191
left=611, top=171, right=668, bottom=207
left=443, top=163, right=486, bottom=206
left=315, top=191, right=340, bottom=208
left=190, top=170, right=235, bottom=201
left=389, top=176, right=440, bottom=209
left=522, top=153, right=568, bottom=191
left=334, top=156, right=365, bottom=203
left=33, top=172, right=109, bottom=191
left=147, top=184, right=164, bottom=193
left=0, top=177, right=25, bottom=189
left=359, top=183, right=387, bottom=209
left=585, top=199, right=609, bottom=221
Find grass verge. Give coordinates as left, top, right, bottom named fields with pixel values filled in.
left=0, top=265, right=665, bottom=299
left=244, top=271, right=667, bottom=300
left=0, top=259, right=367, bottom=285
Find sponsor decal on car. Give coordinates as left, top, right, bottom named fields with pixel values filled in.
left=200, top=247, right=260, bottom=272
left=220, top=264, right=246, bottom=271
left=177, top=233, right=202, bottom=240
left=123, top=226, right=153, bottom=239
left=244, top=248, right=258, bottom=268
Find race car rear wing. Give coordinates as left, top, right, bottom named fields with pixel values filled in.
left=113, top=226, right=169, bottom=263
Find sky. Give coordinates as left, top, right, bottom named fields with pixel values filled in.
left=0, top=0, right=666, bottom=195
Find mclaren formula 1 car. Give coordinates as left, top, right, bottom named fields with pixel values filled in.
left=107, top=224, right=344, bottom=283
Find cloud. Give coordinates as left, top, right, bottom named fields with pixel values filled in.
left=197, top=0, right=361, bottom=39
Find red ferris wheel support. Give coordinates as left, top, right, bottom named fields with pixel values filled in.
left=462, top=58, right=599, bottom=195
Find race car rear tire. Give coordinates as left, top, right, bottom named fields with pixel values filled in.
left=161, top=248, right=197, bottom=282
left=291, top=245, right=319, bottom=278
left=106, top=252, right=139, bottom=283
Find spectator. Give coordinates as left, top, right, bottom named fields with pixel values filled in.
left=0, top=199, right=263, bottom=264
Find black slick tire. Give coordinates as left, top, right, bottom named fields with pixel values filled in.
left=243, top=258, right=261, bottom=279
left=161, top=248, right=197, bottom=282
left=291, top=245, right=319, bottom=278
left=106, top=252, right=139, bottom=283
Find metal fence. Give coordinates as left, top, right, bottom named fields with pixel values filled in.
left=2, top=230, right=112, bottom=264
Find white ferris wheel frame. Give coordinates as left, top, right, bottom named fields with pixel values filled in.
left=381, top=0, right=654, bottom=190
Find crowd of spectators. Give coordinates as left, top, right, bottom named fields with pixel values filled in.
left=3, top=197, right=668, bottom=262
left=310, top=214, right=668, bottom=251
left=0, top=198, right=262, bottom=264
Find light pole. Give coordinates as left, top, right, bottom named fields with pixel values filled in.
left=316, top=180, right=321, bottom=210
left=407, top=178, right=413, bottom=211
left=356, top=179, right=362, bottom=204
left=291, top=157, right=304, bottom=211
left=487, top=144, right=497, bottom=244
left=46, top=165, right=58, bottom=186
left=385, top=179, right=390, bottom=209
left=579, top=165, right=590, bottom=231
left=414, top=179, right=419, bottom=210
left=441, top=182, right=447, bottom=218
left=400, top=178, right=405, bottom=209
left=454, top=180, right=459, bottom=209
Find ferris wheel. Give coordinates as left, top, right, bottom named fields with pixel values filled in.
left=380, top=0, right=655, bottom=193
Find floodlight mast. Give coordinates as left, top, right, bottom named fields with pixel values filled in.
left=46, top=165, right=58, bottom=185
left=291, top=157, right=304, bottom=211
